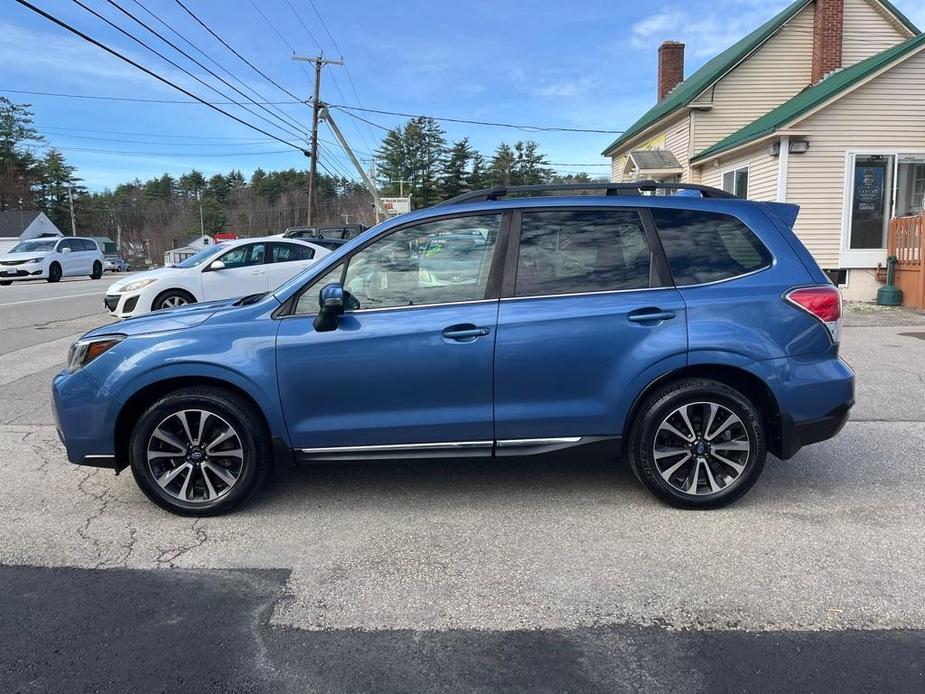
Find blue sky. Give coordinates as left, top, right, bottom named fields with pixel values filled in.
left=3, top=0, right=924, bottom=191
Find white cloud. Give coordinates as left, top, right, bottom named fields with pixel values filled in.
left=630, top=2, right=792, bottom=57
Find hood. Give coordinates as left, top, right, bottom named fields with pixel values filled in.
left=83, top=295, right=278, bottom=339
left=0, top=250, right=50, bottom=261
left=107, top=266, right=183, bottom=291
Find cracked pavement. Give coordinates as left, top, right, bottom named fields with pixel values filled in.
left=0, top=279, right=923, bottom=691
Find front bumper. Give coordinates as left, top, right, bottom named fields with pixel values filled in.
left=104, top=292, right=141, bottom=318
left=52, top=367, right=124, bottom=470
left=0, top=265, right=45, bottom=280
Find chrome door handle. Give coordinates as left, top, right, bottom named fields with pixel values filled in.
left=627, top=309, right=676, bottom=323
left=443, top=325, right=490, bottom=340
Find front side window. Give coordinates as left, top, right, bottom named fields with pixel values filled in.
left=341, top=214, right=500, bottom=310
left=217, top=243, right=266, bottom=269
left=722, top=167, right=749, bottom=198
left=295, top=264, right=345, bottom=314
left=651, top=208, right=772, bottom=286
left=514, top=209, right=653, bottom=297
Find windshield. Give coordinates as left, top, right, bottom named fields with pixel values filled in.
left=10, top=239, right=57, bottom=253
left=174, top=243, right=228, bottom=268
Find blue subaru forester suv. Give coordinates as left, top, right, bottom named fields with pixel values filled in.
left=52, top=182, right=854, bottom=515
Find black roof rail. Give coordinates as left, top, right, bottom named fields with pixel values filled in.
left=434, top=180, right=736, bottom=206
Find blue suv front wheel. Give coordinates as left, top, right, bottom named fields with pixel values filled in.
left=628, top=379, right=767, bottom=509
left=129, top=387, right=270, bottom=516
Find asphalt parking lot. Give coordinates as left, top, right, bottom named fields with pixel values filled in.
left=1, top=277, right=924, bottom=691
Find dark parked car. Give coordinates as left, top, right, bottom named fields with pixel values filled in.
left=283, top=224, right=367, bottom=241
left=53, top=182, right=853, bottom=515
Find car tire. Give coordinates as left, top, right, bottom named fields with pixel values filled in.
left=0, top=281, right=10, bottom=286
left=129, top=387, right=270, bottom=516
left=152, top=289, right=196, bottom=311
left=627, top=378, right=766, bottom=509
left=47, top=263, right=61, bottom=283
left=90, top=261, right=103, bottom=280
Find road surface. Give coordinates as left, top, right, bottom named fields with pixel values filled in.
left=0, top=280, right=923, bottom=691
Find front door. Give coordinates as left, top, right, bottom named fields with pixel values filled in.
left=276, top=212, right=505, bottom=452
left=201, top=242, right=269, bottom=300
left=493, top=208, right=687, bottom=445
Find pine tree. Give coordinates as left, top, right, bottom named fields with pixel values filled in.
left=488, top=143, right=516, bottom=186
left=440, top=138, right=473, bottom=199
left=375, top=117, right=447, bottom=208
left=468, top=152, right=488, bottom=190
left=0, top=97, right=43, bottom=211
left=513, top=141, right=553, bottom=185
left=37, top=149, right=81, bottom=231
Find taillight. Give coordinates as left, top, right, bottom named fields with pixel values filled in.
left=785, top=286, right=841, bottom=343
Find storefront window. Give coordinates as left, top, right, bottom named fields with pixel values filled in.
left=848, top=155, right=893, bottom=250
left=895, top=154, right=925, bottom=217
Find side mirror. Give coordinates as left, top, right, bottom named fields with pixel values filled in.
left=313, top=283, right=359, bottom=332
left=60, top=247, right=71, bottom=254
left=313, top=283, right=345, bottom=332
left=208, top=260, right=225, bottom=271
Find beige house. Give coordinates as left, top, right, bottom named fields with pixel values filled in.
left=603, top=0, right=923, bottom=299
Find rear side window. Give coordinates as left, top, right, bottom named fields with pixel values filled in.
left=272, top=243, right=313, bottom=262
left=651, top=209, right=772, bottom=286
left=515, top=209, right=652, bottom=297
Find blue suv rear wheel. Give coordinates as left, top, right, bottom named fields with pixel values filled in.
left=628, top=379, right=767, bottom=508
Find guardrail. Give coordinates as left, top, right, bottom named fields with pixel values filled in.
left=888, top=214, right=924, bottom=309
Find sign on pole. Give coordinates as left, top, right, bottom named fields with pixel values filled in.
left=381, top=197, right=412, bottom=218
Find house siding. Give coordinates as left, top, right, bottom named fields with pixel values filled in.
left=609, top=114, right=691, bottom=183
left=691, top=4, right=814, bottom=155
left=698, top=145, right=780, bottom=201
left=785, top=46, right=925, bottom=267
left=842, top=0, right=910, bottom=67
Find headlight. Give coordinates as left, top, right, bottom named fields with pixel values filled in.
left=118, top=277, right=158, bottom=292
left=66, top=335, right=125, bottom=373
left=24, top=257, right=42, bottom=264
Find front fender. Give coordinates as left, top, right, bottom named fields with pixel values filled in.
left=86, top=321, right=289, bottom=446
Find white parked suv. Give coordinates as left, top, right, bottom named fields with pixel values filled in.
left=0, top=236, right=105, bottom=285
left=103, top=236, right=331, bottom=317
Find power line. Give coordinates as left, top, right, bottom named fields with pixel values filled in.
left=330, top=104, right=625, bottom=134
left=31, top=143, right=297, bottom=157
left=35, top=132, right=276, bottom=147
left=0, top=88, right=304, bottom=105
left=282, top=0, right=374, bottom=156
left=69, top=0, right=309, bottom=143
left=12, top=1, right=308, bottom=153
left=124, top=0, right=311, bottom=138
left=172, top=0, right=306, bottom=103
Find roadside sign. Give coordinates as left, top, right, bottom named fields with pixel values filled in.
left=381, top=197, right=412, bottom=217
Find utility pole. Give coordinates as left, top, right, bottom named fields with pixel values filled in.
left=197, top=190, right=205, bottom=237
left=321, top=107, right=384, bottom=222
left=292, top=54, right=344, bottom=226
left=67, top=186, right=77, bottom=236
left=390, top=179, right=413, bottom=197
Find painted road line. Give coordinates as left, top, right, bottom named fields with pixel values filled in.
left=0, top=291, right=103, bottom=308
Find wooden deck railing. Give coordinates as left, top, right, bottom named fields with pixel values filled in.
left=888, top=214, right=925, bottom=309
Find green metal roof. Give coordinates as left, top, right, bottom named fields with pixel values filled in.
left=602, top=0, right=919, bottom=157
left=691, top=30, right=925, bottom=162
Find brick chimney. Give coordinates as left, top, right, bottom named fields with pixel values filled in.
left=658, top=41, right=685, bottom=101
left=812, top=0, right=844, bottom=83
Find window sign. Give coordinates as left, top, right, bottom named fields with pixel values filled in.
left=849, top=155, right=892, bottom=250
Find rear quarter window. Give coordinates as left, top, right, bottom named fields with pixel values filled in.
left=651, top=208, right=772, bottom=286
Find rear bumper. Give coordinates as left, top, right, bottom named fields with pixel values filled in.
left=779, top=400, right=853, bottom=460
left=752, top=354, right=855, bottom=460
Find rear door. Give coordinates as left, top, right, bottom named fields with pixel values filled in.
left=492, top=207, right=687, bottom=448
left=201, top=242, right=269, bottom=300
left=267, top=241, right=325, bottom=289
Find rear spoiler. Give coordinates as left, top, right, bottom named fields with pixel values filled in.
left=762, top=202, right=800, bottom=229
